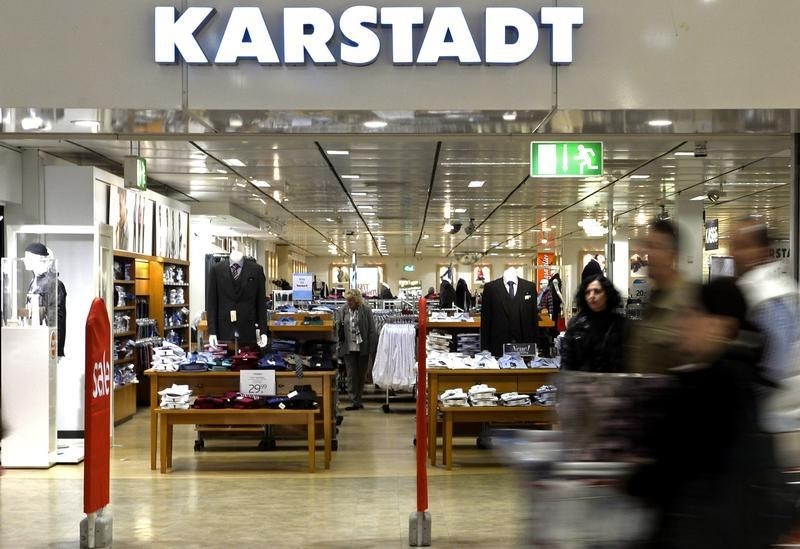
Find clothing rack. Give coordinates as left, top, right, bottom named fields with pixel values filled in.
left=373, top=316, right=418, bottom=413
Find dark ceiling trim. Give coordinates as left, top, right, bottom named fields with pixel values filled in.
left=482, top=141, right=689, bottom=255
left=65, top=139, right=198, bottom=202
left=190, top=141, right=347, bottom=257
left=413, top=141, right=443, bottom=256
left=446, top=173, right=530, bottom=256
left=315, top=141, right=384, bottom=256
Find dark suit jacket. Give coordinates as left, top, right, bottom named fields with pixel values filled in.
left=206, top=258, right=268, bottom=345
left=480, top=277, right=538, bottom=357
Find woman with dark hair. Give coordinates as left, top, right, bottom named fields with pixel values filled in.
left=561, top=275, right=625, bottom=372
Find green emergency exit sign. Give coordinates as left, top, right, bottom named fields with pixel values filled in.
left=530, top=141, right=603, bottom=177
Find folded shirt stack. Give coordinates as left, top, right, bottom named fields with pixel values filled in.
left=498, top=352, right=528, bottom=370
left=203, top=342, right=228, bottom=359
left=271, top=338, right=298, bottom=353
left=455, top=333, right=481, bottom=354
left=530, top=356, right=561, bottom=369
left=426, top=330, right=452, bottom=353
left=465, top=352, right=500, bottom=369
left=439, top=388, right=469, bottom=407
left=151, top=342, right=186, bottom=372
left=429, top=311, right=450, bottom=322
left=533, top=384, right=557, bottom=406
left=468, top=384, right=498, bottom=406
left=159, top=384, right=192, bottom=409
left=231, top=351, right=260, bottom=371
left=500, top=392, right=532, bottom=407
left=311, top=305, right=334, bottom=313
left=208, top=359, right=232, bottom=371
left=273, top=316, right=297, bottom=326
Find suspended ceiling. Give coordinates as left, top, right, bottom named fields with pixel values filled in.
left=0, top=108, right=794, bottom=259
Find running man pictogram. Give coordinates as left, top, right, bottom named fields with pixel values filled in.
left=575, top=144, right=598, bottom=175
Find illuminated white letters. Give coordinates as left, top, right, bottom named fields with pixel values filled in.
left=417, top=7, right=480, bottom=64
left=215, top=7, right=279, bottom=64
left=154, top=6, right=215, bottom=63
left=540, top=7, right=584, bottom=64
left=379, top=7, right=424, bottom=64
left=153, top=6, right=584, bottom=66
left=485, top=7, right=538, bottom=64
left=340, top=6, right=380, bottom=66
left=284, top=7, right=336, bottom=64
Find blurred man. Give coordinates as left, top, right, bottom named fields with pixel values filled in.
left=626, top=220, right=698, bottom=374
left=732, top=217, right=799, bottom=431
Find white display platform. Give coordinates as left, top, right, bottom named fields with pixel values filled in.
left=56, top=438, right=85, bottom=464
left=1, top=326, right=58, bottom=468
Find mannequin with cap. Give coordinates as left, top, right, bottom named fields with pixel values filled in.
left=23, top=242, right=67, bottom=356
left=207, top=247, right=268, bottom=348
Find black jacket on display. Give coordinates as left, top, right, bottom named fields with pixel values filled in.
left=480, top=277, right=538, bottom=357
left=206, top=258, right=268, bottom=345
left=439, top=280, right=456, bottom=308
left=561, top=310, right=625, bottom=373
left=455, top=278, right=473, bottom=310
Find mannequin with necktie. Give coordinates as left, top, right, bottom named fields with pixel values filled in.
left=479, top=267, right=538, bottom=357
left=207, top=249, right=268, bottom=348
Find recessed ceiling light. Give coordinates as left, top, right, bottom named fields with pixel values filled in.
left=422, top=234, right=430, bottom=239
left=258, top=198, right=266, bottom=205
left=360, top=205, right=373, bottom=209
left=325, top=218, right=335, bottom=222
left=216, top=169, right=227, bottom=174
left=341, top=174, right=360, bottom=179
left=674, top=152, right=695, bottom=157
left=71, top=120, right=101, bottom=129
left=225, top=158, right=246, bottom=167
left=228, top=114, right=244, bottom=128
left=363, top=212, right=376, bottom=216
left=690, top=194, right=706, bottom=201
left=252, top=179, right=270, bottom=188
left=364, top=120, right=387, bottom=129
left=490, top=242, right=500, bottom=246
left=235, top=182, right=246, bottom=188
left=416, top=251, right=422, bottom=254
left=648, top=119, right=672, bottom=127
left=468, top=180, right=485, bottom=188
left=454, top=208, right=467, bottom=213
left=502, top=111, right=517, bottom=121
left=663, top=165, right=676, bottom=168
left=327, top=150, right=349, bottom=155
left=630, top=175, right=650, bottom=180
left=352, top=192, right=368, bottom=196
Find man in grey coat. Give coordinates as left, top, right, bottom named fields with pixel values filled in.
left=336, top=289, right=377, bottom=410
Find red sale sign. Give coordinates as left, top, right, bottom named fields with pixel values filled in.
left=84, top=298, right=111, bottom=514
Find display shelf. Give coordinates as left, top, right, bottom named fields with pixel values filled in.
left=114, top=305, right=136, bottom=311
left=114, top=357, right=135, bottom=366
left=114, top=279, right=135, bottom=285
left=164, top=323, right=190, bottom=330
left=164, top=303, right=187, bottom=308
left=427, top=320, right=481, bottom=329
left=113, top=331, right=136, bottom=338
left=164, top=283, right=189, bottom=287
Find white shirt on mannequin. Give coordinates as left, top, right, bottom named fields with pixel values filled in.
left=502, top=267, right=518, bottom=296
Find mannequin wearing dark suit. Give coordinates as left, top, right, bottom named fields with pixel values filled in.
left=206, top=256, right=268, bottom=346
left=480, top=269, right=538, bottom=357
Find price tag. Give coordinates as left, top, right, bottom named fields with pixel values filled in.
left=239, top=370, right=276, bottom=396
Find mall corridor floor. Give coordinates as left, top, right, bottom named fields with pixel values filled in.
left=0, top=400, right=529, bottom=548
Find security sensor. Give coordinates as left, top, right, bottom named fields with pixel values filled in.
left=450, top=222, right=463, bottom=234
left=707, top=189, right=720, bottom=203
left=694, top=141, right=708, bottom=158
left=465, top=218, right=477, bottom=235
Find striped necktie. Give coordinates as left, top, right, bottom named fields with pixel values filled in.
left=230, top=262, right=241, bottom=281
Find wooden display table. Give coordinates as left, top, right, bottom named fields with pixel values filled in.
left=144, top=369, right=335, bottom=471
left=157, top=407, right=317, bottom=473
left=439, top=405, right=553, bottom=470
left=427, top=368, right=558, bottom=466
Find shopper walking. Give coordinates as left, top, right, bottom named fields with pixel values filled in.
left=336, top=289, right=377, bottom=410
left=732, top=216, right=800, bottom=431
left=625, top=220, right=697, bottom=374
left=561, top=275, right=625, bottom=372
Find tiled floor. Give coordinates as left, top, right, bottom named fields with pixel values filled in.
left=0, top=398, right=530, bottom=548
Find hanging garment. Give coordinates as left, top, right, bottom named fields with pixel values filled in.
left=372, top=324, right=417, bottom=391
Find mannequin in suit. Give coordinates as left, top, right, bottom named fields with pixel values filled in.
left=480, top=267, right=538, bottom=357
left=23, top=242, right=67, bottom=356
left=207, top=249, right=268, bottom=348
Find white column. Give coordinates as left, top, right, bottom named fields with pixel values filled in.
left=675, top=193, right=705, bottom=283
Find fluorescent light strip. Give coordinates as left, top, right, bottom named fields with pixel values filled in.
left=468, top=180, right=485, bottom=188
left=341, top=174, right=360, bottom=179
left=225, top=158, right=246, bottom=167
left=327, top=150, right=349, bottom=155
left=442, top=162, right=528, bottom=166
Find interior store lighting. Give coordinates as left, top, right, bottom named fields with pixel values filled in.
left=454, top=208, right=467, bottom=213
left=674, top=152, right=695, bottom=157
left=648, top=119, right=672, bottom=127
left=71, top=120, right=101, bottom=129
left=364, top=120, right=388, bottom=129
left=252, top=180, right=270, bottom=188
left=690, top=194, right=706, bottom=201
left=468, top=180, right=485, bottom=188
left=21, top=111, right=44, bottom=130
left=502, top=111, right=517, bottom=121
left=352, top=192, right=368, bottom=196
left=327, top=150, right=349, bottom=155
left=630, top=175, right=650, bottom=180
left=228, top=114, right=244, bottom=128
left=341, top=174, right=360, bottom=179
left=325, top=218, right=335, bottom=222
left=225, top=158, right=246, bottom=167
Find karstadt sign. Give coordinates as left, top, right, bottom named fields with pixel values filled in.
left=154, top=5, right=584, bottom=66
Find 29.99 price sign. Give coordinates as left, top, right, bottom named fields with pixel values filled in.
left=239, top=370, right=276, bottom=396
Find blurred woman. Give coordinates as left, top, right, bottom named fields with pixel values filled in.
left=561, top=275, right=625, bottom=372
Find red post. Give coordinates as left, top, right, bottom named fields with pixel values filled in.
left=416, top=297, right=429, bottom=512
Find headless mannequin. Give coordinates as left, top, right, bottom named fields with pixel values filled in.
left=502, top=267, right=519, bottom=287
left=209, top=249, right=268, bottom=348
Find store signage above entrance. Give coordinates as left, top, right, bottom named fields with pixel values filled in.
left=154, top=6, right=583, bottom=66
left=530, top=142, right=603, bottom=178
